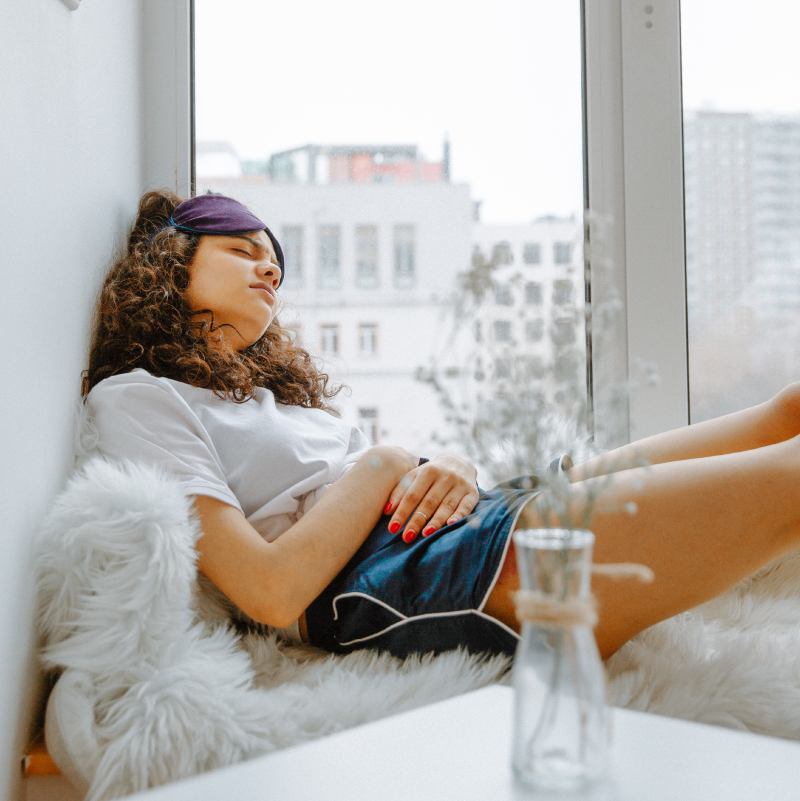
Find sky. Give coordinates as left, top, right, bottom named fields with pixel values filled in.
left=196, top=0, right=800, bottom=224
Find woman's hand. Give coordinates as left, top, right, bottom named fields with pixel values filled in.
left=384, top=455, right=480, bottom=543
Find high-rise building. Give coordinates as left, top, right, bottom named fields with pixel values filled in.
left=684, top=110, right=800, bottom=334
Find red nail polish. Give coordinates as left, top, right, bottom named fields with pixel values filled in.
left=388, top=521, right=400, bottom=534
left=423, top=526, right=435, bottom=537
left=403, top=530, right=416, bottom=543
left=384, top=501, right=393, bottom=515
left=447, top=517, right=457, bottom=526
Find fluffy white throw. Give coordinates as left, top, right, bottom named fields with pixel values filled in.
left=36, top=458, right=800, bottom=801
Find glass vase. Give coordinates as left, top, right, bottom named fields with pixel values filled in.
left=511, top=527, right=609, bottom=792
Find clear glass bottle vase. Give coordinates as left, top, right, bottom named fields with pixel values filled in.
left=511, top=527, right=609, bottom=791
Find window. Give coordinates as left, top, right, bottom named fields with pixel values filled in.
left=523, top=243, right=541, bottom=265
left=679, top=2, right=800, bottom=423
left=318, top=225, right=341, bottom=289
left=551, top=318, right=575, bottom=346
left=525, top=318, right=544, bottom=342
left=393, top=225, right=415, bottom=288
left=359, top=323, right=377, bottom=356
left=493, top=320, right=512, bottom=342
left=355, top=225, right=379, bottom=288
left=525, top=282, right=543, bottom=305
left=524, top=355, right=546, bottom=378
left=281, top=225, right=303, bottom=289
left=552, top=279, right=573, bottom=305
left=494, top=358, right=511, bottom=379
left=493, top=241, right=513, bottom=265
left=495, top=283, right=514, bottom=306
left=358, top=408, right=379, bottom=445
left=320, top=324, right=339, bottom=355
left=553, top=242, right=571, bottom=264
left=195, top=1, right=587, bottom=466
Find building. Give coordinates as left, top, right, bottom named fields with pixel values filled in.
left=684, top=110, right=800, bottom=334
left=199, top=142, right=472, bottom=455
left=683, top=110, right=800, bottom=419
left=470, top=217, right=585, bottom=402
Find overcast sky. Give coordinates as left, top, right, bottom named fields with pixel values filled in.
left=196, top=0, right=800, bottom=224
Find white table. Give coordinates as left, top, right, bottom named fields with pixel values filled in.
left=127, top=685, right=800, bottom=800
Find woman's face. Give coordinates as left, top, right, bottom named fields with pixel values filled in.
left=185, top=230, right=282, bottom=350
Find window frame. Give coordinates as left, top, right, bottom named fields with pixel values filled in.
left=583, top=0, right=688, bottom=444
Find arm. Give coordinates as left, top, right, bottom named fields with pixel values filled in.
left=194, top=445, right=417, bottom=628
left=570, top=381, right=800, bottom=482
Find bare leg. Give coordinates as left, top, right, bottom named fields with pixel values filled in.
left=571, top=382, right=800, bottom=481
left=485, top=433, right=800, bottom=660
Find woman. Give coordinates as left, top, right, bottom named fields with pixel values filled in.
left=84, top=190, right=800, bottom=661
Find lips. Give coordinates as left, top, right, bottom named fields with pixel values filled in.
left=250, top=282, right=276, bottom=301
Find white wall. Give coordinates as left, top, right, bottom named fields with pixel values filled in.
left=0, top=2, right=145, bottom=798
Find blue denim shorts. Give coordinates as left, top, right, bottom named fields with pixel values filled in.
left=305, top=487, right=538, bottom=659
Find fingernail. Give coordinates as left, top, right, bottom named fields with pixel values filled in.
left=423, top=525, right=436, bottom=537
left=447, top=516, right=458, bottom=525
left=388, top=521, right=401, bottom=534
left=384, top=501, right=393, bottom=515
left=403, top=530, right=416, bottom=543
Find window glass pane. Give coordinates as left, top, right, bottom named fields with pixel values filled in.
left=195, top=0, right=586, bottom=479
left=281, top=225, right=304, bottom=289
left=682, top=0, right=800, bottom=422
left=317, top=225, right=341, bottom=290
left=393, top=225, right=416, bottom=288
left=355, top=225, right=379, bottom=288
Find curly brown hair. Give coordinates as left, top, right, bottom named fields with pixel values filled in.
left=82, top=189, right=341, bottom=409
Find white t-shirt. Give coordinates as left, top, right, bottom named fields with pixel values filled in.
left=86, top=369, right=371, bottom=543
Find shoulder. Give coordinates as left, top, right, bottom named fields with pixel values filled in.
left=87, top=369, right=202, bottom=428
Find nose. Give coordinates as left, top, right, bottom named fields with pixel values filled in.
left=261, top=261, right=282, bottom=289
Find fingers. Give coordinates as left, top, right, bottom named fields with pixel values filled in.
left=385, top=463, right=480, bottom=543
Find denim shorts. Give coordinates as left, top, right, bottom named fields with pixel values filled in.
left=305, top=487, right=538, bottom=659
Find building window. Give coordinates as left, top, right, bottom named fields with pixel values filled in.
left=552, top=318, right=576, bottom=346
left=359, top=323, right=377, bottom=356
left=493, top=320, right=512, bottom=342
left=355, top=225, right=379, bottom=288
left=493, top=241, right=513, bottom=265
left=494, top=358, right=512, bottom=379
left=525, top=282, right=543, bottom=305
left=281, top=225, right=303, bottom=288
left=394, top=224, right=415, bottom=288
left=358, top=407, right=379, bottom=445
left=474, top=320, right=483, bottom=343
left=318, top=225, right=341, bottom=289
left=524, top=355, right=546, bottom=379
left=320, top=324, right=339, bottom=355
left=495, top=283, right=514, bottom=306
left=553, top=279, right=573, bottom=305
left=554, top=242, right=572, bottom=264
left=525, top=318, right=544, bottom=342
left=523, top=243, right=541, bottom=265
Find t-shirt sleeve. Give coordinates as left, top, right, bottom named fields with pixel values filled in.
left=87, top=376, right=242, bottom=512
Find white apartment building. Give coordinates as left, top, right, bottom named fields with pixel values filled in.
left=470, top=218, right=585, bottom=398
left=199, top=144, right=472, bottom=456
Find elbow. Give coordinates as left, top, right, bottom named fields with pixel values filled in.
left=244, top=587, right=306, bottom=630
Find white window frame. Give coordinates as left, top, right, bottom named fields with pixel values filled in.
left=142, top=0, right=194, bottom=198
left=583, top=0, right=688, bottom=444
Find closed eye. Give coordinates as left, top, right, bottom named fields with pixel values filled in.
left=232, top=248, right=252, bottom=257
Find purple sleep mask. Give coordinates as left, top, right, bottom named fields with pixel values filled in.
left=169, top=195, right=284, bottom=287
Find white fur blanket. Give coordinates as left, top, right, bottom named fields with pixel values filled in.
left=36, top=459, right=800, bottom=801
